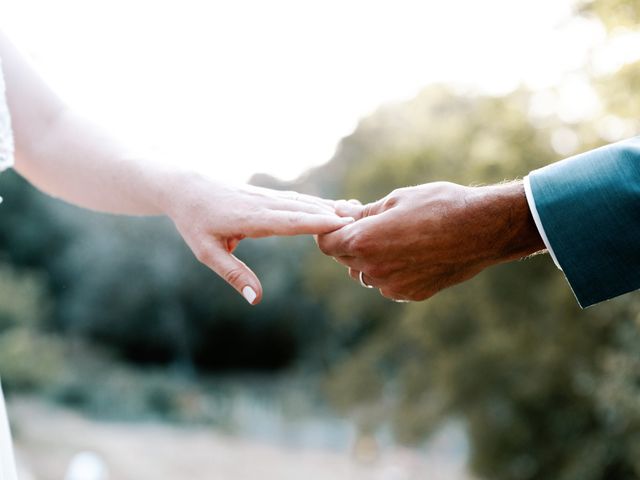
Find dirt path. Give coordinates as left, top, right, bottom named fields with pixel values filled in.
left=8, top=398, right=471, bottom=480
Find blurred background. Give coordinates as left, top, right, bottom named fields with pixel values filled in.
left=1, top=0, right=640, bottom=478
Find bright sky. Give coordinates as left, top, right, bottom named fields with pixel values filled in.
left=1, top=0, right=637, bottom=182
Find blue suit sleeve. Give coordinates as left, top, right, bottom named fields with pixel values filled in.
left=528, top=136, right=640, bottom=307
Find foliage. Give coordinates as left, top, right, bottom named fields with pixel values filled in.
left=579, top=0, right=640, bottom=30
left=0, top=264, right=65, bottom=391
left=0, top=179, right=326, bottom=372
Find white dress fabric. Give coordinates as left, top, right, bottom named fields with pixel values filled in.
left=0, top=384, right=16, bottom=480
left=0, top=58, right=18, bottom=480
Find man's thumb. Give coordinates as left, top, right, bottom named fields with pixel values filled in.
left=360, top=198, right=387, bottom=218
left=334, top=199, right=364, bottom=219
left=335, top=198, right=386, bottom=220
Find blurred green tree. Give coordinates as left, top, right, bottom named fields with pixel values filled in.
left=0, top=172, right=330, bottom=373
left=1, top=1, right=640, bottom=478
left=294, top=2, right=640, bottom=478
left=0, top=263, right=64, bottom=392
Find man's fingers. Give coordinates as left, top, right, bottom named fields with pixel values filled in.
left=348, top=268, right=379, bottom=289
left=360, top=197, right=388, bottom=218
left=316, top=222, right=354, bottom=256
left=197, top=243, right=263, bottom=305
left=349, top=267, right=411, bottom=302
left=348, top=267, right=360, bottom=282
left=378, top=288, right=411, bottom=303
left=336, top=196, right=392, bottom=220
left=334, top=255, right=364, bottom=270
left=317, top=214, right=381, bottom=256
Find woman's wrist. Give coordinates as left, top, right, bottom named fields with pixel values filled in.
left=144, top=163, right=206, bottom=220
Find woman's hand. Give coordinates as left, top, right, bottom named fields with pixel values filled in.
left=163, top=172, right=354, bottom=305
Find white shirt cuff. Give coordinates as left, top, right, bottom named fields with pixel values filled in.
left=523, top=175, right=562, bottom=270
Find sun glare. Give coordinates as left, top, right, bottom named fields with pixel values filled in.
left=1, top=0, right=629, bottom=182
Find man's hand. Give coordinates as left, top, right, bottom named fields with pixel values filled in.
left=317, top=181, right=546, bottom=302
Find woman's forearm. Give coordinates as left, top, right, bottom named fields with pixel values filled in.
left=0, top=31, right=173, bottom=216
left=15, top=107, right=176, bottom=216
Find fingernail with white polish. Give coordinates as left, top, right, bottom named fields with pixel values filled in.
left=341, top=217, right=355, bottom=223
left=242, top=286, right=257, bottom=304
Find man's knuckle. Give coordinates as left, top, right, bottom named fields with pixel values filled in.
left=347, top=233, right=369, bottom=255
left=388, top=188, right=405, bottom=201
left=346, top=236, right=361, bottom=254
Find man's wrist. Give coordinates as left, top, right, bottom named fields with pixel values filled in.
left=467, top=181, right=546, bottom=266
